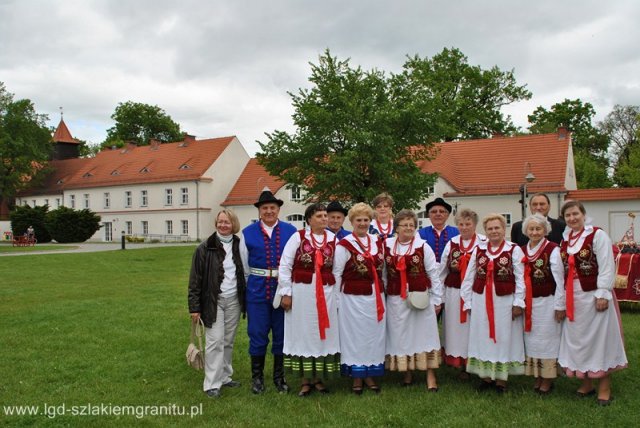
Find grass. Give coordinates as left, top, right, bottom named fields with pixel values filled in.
left=0, top=247, right=638, bottom=427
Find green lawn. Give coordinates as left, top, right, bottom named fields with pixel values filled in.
left=0, top=247, right=638, bottom=427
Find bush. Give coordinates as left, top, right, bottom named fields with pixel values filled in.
left=45, top=207, right=102, bottom=243
left=10, top=204, right=52, bottom=243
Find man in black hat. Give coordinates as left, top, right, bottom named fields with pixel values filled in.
left=418, top=197, right=460, bottom=263
left=326, top=201, right=351, bottom=241
left=240, top=188, right=297, bottom=394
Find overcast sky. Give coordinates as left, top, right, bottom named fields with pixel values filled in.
left=1, top=0, right=639, bottom=155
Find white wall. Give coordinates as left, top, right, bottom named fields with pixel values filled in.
left=578, top=200, right=640, bottom=242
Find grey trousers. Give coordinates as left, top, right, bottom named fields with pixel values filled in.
left=203, top=294, right=241, bottom=391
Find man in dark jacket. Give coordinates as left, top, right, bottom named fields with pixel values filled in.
left=510, top=193, right=565, bottom=246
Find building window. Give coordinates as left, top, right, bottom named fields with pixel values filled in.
left=141, top=190, right=148, bottom=207
left=426, top=185, right=435, bottom=195
left=126, top=221, right=133, bottom=235
left=69, top=194, right=76, bottom=209
left=181, top=220, right=188, bottom=235
left=165, top=189, right=173, bottom=206
left=56, top=198, right=61, bottom=208
left=286, top=214, right=305, bottom=228
left=141, top=221, right=149, bottom=235
left=125, top=191, right=132, bottom=208
left=166, top=220, right=173, bottom=235
left=44, top=199, right=49, bottom=206
left=290, top=185, right=302, bottom=201
left=181, top=187, right=189, bottom=205
left=104, top=192, right=110, bottom=209
left=500, top=213, right=512, bottom=227
left=83, top=194, right=90, bottom=209
left=32, top=200, right=36, bottom=206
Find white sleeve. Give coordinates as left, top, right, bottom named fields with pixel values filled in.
left=550, top=246, right=566, bottom=310
left=332, top=244, right=350, bottom=292
left=438, top=241, right=452, bottom=285
left=460, top=248, right=478, bottom=311
left=423, top=243, right=443, bottom=306
left=239, top=234, right=250, bottom=282
left=512, top=246, right=526, bottom=308
left=277, top=232, right=300, bottom=296
left=593, top=229, right=615, bottom=300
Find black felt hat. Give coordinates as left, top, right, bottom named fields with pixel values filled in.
left=326, top=201, right=348, bottom=216
left=425, top=197, right=452, bottom=213
left=254, top=189, right=284, bottom=208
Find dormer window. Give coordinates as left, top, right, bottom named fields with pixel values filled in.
left=111, top=170, right=120, bottom=176
left=179, top=164, right=191, bottom=170
left=57, top=179, right=64, bottom=184
left=82, top=172, right=93, bottom=178
left=140, top=167, right=150, bottom=173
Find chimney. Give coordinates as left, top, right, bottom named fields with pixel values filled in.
left=182, top=133, right=196, bottom=143
left=149, top=139, right=161, bottom=150
left=557, top=126, right=568, bottom=140
left=492, top=132, right=504, bottom=138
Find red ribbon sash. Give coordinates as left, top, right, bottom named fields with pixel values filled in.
left=396, top=256, right=408, bottom=300
left=314, top=249, right=330, bottom=340
left=486, top=260, right=496, bottom=343
left=522, top=256, right=533, bottom=332
left=566, top=255, right=575, bottom=322
left=459, top=253, right=470, bottom=323
left=364, top=252, right=385, bottom=322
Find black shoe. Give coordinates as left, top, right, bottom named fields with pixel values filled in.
left=576, top=389, right=596, bottom=398
left=477, top=380, right=495, bottom=392
left=597, top=396, right=614, bottom=406
left=206, top=388, right=221, bottom=398
left=274, top=377, right=289, bottom=393
left=251, top=355, right=266, bottom=395
left=495, top=384, right=507, bottom=394
left=427, top=387, right=439, bottom=393
left=223, top=380, right=241, bottom=388
left=251, top=377, right=265, bottom=394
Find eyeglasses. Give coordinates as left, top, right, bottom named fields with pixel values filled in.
left=429, top=209, right=448, bottom=215
left=398, top=223, right=416, bottom=229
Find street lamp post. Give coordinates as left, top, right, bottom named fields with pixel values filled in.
left=520, top=163, right=536, bottom=220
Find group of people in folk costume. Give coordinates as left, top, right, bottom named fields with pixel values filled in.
left=188, top=190, right=627, bottom=406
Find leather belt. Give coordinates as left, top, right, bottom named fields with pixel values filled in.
left=250, top=267, right=279, bottom=278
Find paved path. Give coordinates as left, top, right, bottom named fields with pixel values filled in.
left=0, top=242, right=197, bottom=257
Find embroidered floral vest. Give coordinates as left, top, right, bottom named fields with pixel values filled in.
left=560, top=228, right=600, bottom=292
left=384, top=244, right=430, bottom=295
left=291, top=230, right=336, bottom=285
left=472, top=246, right=516, bottom=296
left=444, top=241, right=468, bottom=288
left=339, top=238, right=384, bottom=295
left=523, top=242, right=557, bottom=297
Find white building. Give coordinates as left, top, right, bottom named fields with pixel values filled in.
left=16, top=120, right=250, bottom=241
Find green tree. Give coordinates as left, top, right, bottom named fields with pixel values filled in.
left=10, top=204, right=52, bottom=243
left=45, top=206, right=101, bottom=243
left=597, top=105, right=640, bottom=187
left=258, top=51, right=438, bottom=210
left=528, top=98, right=610, bottom=189
left=0, top=82, right=53, bottom=212
left=103, top=101, right=182, bottom=147
left=401, top=48, right=532, bottom=141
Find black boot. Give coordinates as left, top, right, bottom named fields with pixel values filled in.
left=251, top=355, right=265, bottom=394
left=273, top=354, right=289, bottom=393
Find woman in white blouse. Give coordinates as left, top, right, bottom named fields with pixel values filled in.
left=557, top=200, right=627, bottom=406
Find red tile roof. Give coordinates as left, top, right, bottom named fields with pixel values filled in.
left=565, top=188, right=640, bottom=201
left=419, top=132, right=572, bottom=196
left=18, top=136, right=236, bottom=196
left=222, top=159, right=285, bottom=206
left=52, top=118, right=80, bottom=144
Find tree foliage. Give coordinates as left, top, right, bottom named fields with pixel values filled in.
left=528, top=98, right=610, bottom=189
left=257, top=49, right=531, bottom=209
left=45, top=206, right=101, bottom=243
left=103, top=101, right=182, bottom=148
left=0, top=82, right=53, bottom=211
left=401, top=48, right=532, bottom=141
left=597, top=105, right=640, bottom=187
left=9, top=204, right=52, bottom=243
left=257, top=51, right=438, bottom=210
